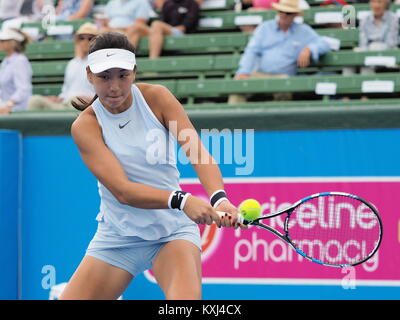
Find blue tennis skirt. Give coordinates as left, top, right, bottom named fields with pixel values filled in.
left=85, top=218, right=201, bottom=277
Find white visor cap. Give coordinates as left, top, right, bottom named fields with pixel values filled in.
left=0, top=28, right=25, bottom=42
left=88, top=49, right=136, bottom=74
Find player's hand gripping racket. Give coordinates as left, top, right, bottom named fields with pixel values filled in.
left=218, top=192, right=382, bottom=267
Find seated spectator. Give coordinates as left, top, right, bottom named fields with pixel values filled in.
left=28, top=23, right=97, bottom=111
left=359, top=0, right=398, bottom=51
left=152, top=0, right=168, bottom=10
left=343, top=0, right=398, bottom=77
left=250, top=0, right=279, bottom=10
left=4, top=0, right=51, bottom=24
left=0, top=0, right=24, bottom=21
left=149, top=0, right=204, bottom=12
left=319, top=0, right=349, bottom=6
left=56, top=0, right=93, bottom=21
left=0, top=28, right=32, bottom=114
left=99, top=0, right=153, bottom=35
left=20, top=0, right=36, bottom=16
left=242, top=0, right=309, bottom=13
left=238, top=0, right=309, bottom=34
left=151, top=0, right=203, bottom=9
left=127, top=0, right=200, bottom=59
left=21, top=0, right=54, bottom=19
left=228, top=0, right=331, bottom=104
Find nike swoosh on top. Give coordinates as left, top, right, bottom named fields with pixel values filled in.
left=106, top=53, right=116, bottom=57
left=119, top=120, right=131, bottom=129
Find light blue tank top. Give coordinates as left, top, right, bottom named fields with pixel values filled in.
left=92, top=84, right=195, bottom=239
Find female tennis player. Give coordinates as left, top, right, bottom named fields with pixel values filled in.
left=60, top=32, right=246, bottom=300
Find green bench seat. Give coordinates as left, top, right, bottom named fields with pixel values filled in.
left=175, top=72, right=400, bottom=99
left=198, top=4, right=400, bottom=30
left=0, top=28, right=360, bottom=64
left=32, top=72, right=400, bottom=99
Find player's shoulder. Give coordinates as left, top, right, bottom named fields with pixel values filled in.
left=136, top=82, right=170, bottom=93
left=136, top=82, right=172, bottom=103
left=136, top=82, right=180, bottom=124
left=71, top=106, right=99, bottom=138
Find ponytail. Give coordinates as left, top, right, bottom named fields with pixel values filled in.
left=71, top=95, right=98, bottom=111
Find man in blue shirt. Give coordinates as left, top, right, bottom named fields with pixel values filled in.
left=100, top=0, right=153, bottom=34
left=229, top=0, right=331, bottom=104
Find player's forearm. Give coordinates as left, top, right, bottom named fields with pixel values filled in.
left=192, top=161, right=225, bottom=198
left=117, top=181, right=172, bottom=209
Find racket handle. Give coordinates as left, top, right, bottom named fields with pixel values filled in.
left=216, top=211, right=244, bottom=224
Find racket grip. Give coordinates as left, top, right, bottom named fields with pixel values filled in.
left=216, top=211, right=244, bottom=224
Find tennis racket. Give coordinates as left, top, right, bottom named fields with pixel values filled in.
left=218, top=192, right=383, bottom=268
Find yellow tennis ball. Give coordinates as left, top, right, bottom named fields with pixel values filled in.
left=239, top=199, right=261, bottom=221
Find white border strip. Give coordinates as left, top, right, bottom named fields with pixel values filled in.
left=180, top=176, right=400, bottom=184
left=202, top=278, right=400, bottom=287
left=144, top=271, right=400, bottom=287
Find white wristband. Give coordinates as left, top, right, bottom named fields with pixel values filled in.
left=180, top=193, right=191, bottom=211
left=168, top=190, right=191, bottom=211
left=210, top=189, right=228, bottom=208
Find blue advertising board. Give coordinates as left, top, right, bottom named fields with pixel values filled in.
left=0, top=130, right=20, bottom=299
left=13, top=128, right=400, bottom=300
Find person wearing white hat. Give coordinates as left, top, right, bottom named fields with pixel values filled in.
left=228, top=0, right=331, bottom=104
left=0, top=28, right=32, bottom=114
left=59, top=31, right=246, bottom=300
left=28, top=22, right=98, bottom=111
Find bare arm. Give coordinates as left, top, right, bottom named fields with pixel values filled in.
left=67, top=0, right=93, bottom=20
left=71, top=109, right=172, bottom=209
left=72, top=107, right=221, bottom=225
left=145, top=84, right=225, bottom=198
left=142, top=84, right=245, bottom=228
left=134, top=18, right=148, bottom=26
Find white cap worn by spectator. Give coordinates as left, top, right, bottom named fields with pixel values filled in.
left=0, top=28, right=25, bottom=42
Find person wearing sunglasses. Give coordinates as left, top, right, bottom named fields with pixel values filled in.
left=28, top=23, right=98, bottom=111
left=228, top=0, right=331, bottom=104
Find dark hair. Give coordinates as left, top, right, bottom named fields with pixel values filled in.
left=72, top=32, right=136, bottom=111
left=12, top=28, right=31, bottom=53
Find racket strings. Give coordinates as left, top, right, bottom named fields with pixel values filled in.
left=287, top=195, right=381, bottom=266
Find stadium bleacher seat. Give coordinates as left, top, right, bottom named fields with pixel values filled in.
left=27, top=46, right=400, bottom=85
left=174, top=72, right=400, bottom=102
left=183, top=97, right=400, bottom=111
left=197, top=4, right=400, bottom=31
left=0, top=27, right=358, bottom=63
left=2, top=2, right=399, bottom=108
left=32, top=72, right=395, bottom=103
